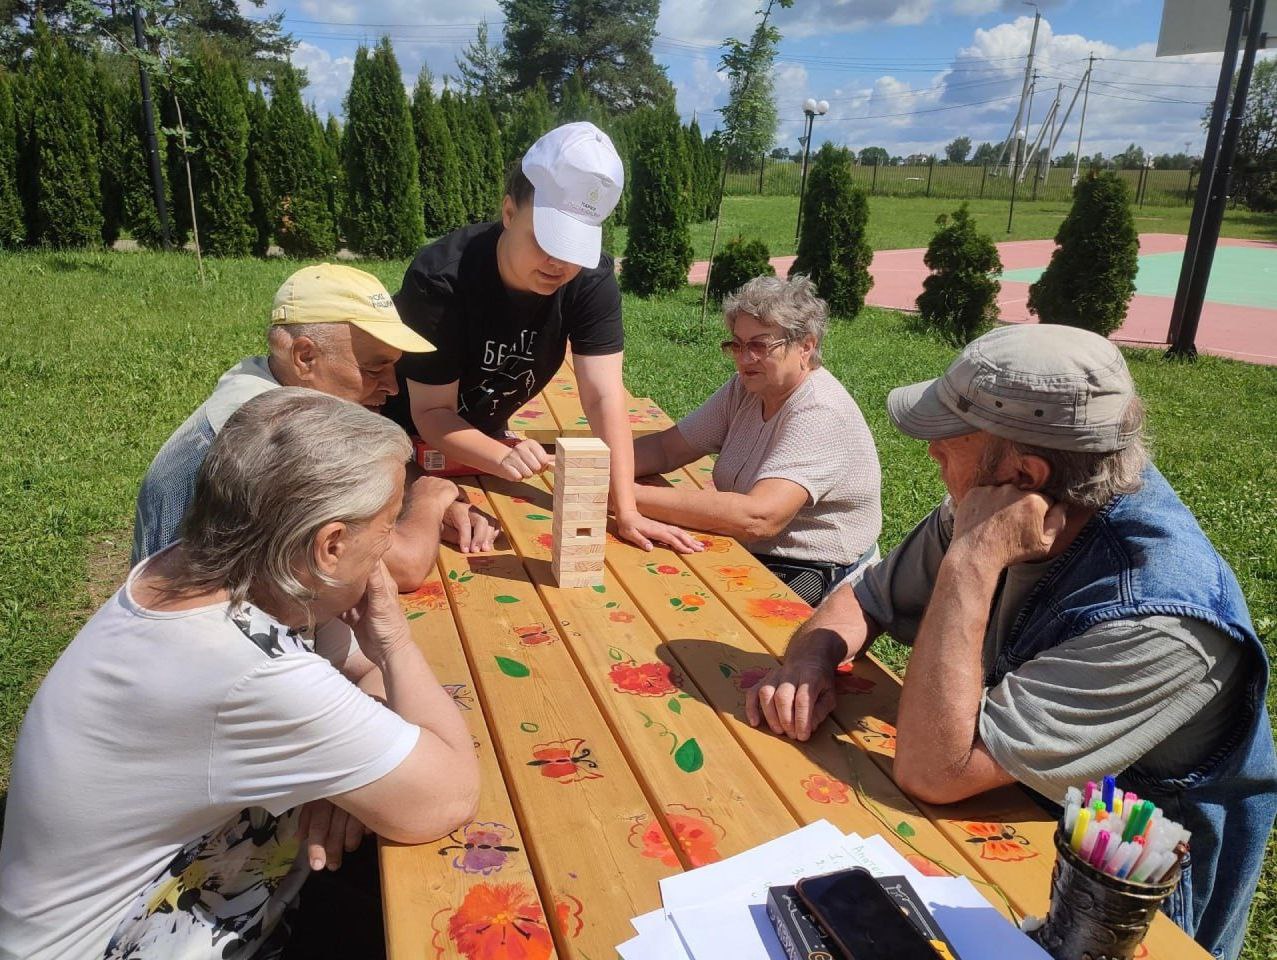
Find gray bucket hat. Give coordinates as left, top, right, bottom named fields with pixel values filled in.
left=887, top=325, right=1138, bottom=452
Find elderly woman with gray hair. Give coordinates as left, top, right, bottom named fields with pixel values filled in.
left=0, top=389, right=479, bottom=960
left=633, top=275, right=882, bottom=604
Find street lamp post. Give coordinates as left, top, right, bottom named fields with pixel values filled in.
left=794, top=97, right=829, bottom=245
left=1007, top=129, right=1026, bottom=234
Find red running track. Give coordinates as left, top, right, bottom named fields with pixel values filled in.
left=687, top=233, right=1277, bottom=365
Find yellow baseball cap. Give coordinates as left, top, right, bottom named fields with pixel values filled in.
left=270, top=263, right=435, bottom=353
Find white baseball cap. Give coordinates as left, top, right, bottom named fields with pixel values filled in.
left=521, top=121, right=624, bottom=269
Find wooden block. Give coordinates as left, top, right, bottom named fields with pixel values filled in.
left=554, top=556, right=606, bottom=573
left=553, top=439, right=610, bottom=587
left=556, top=437, right=609, bottom=455
left=561, top=456, right=610, bottom=470
left=553, top=569, right=605, bottom=589
left=559, top=491, right=608, bottom=503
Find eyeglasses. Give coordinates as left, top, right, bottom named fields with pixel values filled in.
left=719, top=337, right=790, bottom=361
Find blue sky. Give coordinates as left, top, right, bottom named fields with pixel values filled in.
left=253, top=0, right=1272, bottom=159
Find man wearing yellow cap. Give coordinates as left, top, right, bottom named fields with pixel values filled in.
left=131, top=264, right=499, bottom=589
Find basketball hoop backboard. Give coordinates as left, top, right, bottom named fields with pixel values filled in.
left=1158, top=0, right=1274, bottom=56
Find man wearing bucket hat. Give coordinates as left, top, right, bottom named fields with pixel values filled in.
left=745, top=325, right=1276, bottom=959
left=385, top=121, right=702, bottom=554
left=131, top=263, right=500, bottom=588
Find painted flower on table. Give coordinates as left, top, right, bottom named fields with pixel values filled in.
left=438, top=822, right=521, bottom=875
left=533, top=532, right=554, bottom=551
left=526, top=738, right=601, bottom=784
left=801, top=773, right=851, bottom=805
left=736, top=666, right=769, bottom=691
left=514, top=622, right=554, bottom=646
left=745, top=597, right=812, bottom=626
left=608, top=610, right=635, bottom=624
left=672, top=592, right=706, bottom=612
left=443, top=882, right=558, bottom=960
left=854, top=717, right=897, bottom=755
left=511, top=496, right=530, bottom=505
left=628, top=807, right=724, bottom=868
left=693, top=534, right=732, bottom=553
left=959, top=822, right=1037, bottom=862
left=905, top=855, right=949, bottom=878
left=644, top=562, right=682, bottom=576
left=834, top=661, right=876, bottom=694
left=609, top=660, right=680, bottom=697
left=517, top=408, right=544, bottom=419
left=401, top=580, right=449, bottom=613
left=714, top=565, right=763, bottom=591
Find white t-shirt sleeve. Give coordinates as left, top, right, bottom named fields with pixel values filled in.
left=212, top=654, right=420, bottom=817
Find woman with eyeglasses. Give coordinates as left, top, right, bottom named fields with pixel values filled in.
left=631, top=275, right=882, bottom=605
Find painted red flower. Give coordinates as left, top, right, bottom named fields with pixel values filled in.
left=526, top=739, right=601, bottom=784
left=666, top=807, right=725, bottom=867
left=959, top=822, right=1037, bottom=862
left=514, top=623, right=554, bottom=646
left=401, top=580, right=449, bottom=613
left=609, top=660, right=679, bottom=697
left=534, top=532, right=554, bottom=551
left=736, top=667, right=769, bottom=690
left=609, top=610, right=635, bottom=623
left=677, top=593, right=705, bottom=610
left=512, top=497, right=530, bottom=504
left=655, top=564, right=679, bottom=575
left=906, top=855, right=949, bottom=878
left=630, top=819, right=678, bottom=867
left=802, top=773, right=851, bottom=805
left=438, top=821, right=520, bottom=875
left=834, top=662, right=876, bottom=694
left=518, top=409, right=544, bottom=419
left=745, top=597, right=812, bottom=626
left=447, top=882, right=555, bottom=960
left=694, top=535, right=732, bottom=553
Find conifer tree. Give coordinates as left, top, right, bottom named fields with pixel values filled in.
left=264, top=66, right=335, bottom=257
left=183, top=44, right=254, bottom=256
left=475, top=97, right=504, bottom=220
left=441, top=90, right=485, bottom=223
left=620, top=106, right=692, bottom=297
left=1028, top=172, right=1138, bottom=336
left=342, top=38, right=424, bottom=257
left=94, top=60, right=129, bottom=247
left=323, top=115, right=346, bottom=236
left=28, top=20, right=102, bottom=247
left=119, top=70, right=172, bottom=250
left=503, top=84, right=555, bottom=169
left=789, top=143, right=873, bottom=317
left=0, top=70, right=26, bottom=248
left=243, top=86, right=272, bottom=256
left=916, top=204, right=1002, bottom=345
left=411, top=68, right=465, bottom=236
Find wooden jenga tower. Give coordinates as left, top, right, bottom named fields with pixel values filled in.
left=551, top=437, right=610, bottom=588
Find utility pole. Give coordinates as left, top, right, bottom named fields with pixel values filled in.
left=1048, top=68, right=1089, bottom=164
left=1042, top=82, right=1063, bottom=186
left=132, top=6, right=172, bottom=251
left=995, top=6, right=1041, bottom=175
left=1168, top=0, right=1266, bottom=358
left=1072, top=54, right=1094, bottom=186
left=1016, top=72, right=1038, bottom=180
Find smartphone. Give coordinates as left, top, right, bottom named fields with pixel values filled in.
left=795, top=868, right=941, bottom=960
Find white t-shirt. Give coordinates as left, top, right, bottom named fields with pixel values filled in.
left=0, top=557, right=419, bottom=960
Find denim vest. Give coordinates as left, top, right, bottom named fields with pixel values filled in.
left=988, top=466, right=1277, bottom=960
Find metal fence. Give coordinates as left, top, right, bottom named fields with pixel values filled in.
left=723, top=155, right=1197, bottom=207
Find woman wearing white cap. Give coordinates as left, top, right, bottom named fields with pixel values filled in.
left=385, top=122, right=702, bottom=554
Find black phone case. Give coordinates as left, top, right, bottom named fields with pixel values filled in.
left=796, top=868, right=941, bottom=960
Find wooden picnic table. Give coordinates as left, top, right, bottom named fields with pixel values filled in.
left=380, top=366, right=1207, bottom=960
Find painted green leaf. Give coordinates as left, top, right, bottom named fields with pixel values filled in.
left=608, top=646, right=625, bottom=662
left=494, top=595, right=520, bottom=604
left=495, top=656, right=530, bottom=678
left=458, top=573, right=473, bottom=582
left=526, top=513, right=551, bottom=521
left=448, top=570, right=458, bottom=580
left=668, top=698, right=682, bottom=715
left=591, top=584, right=607, bottom=594
left=604, top=601, right=619, bottom=608
left=674, top=738, right=704, bottom=773
left=406, top=611, right=425, bottom=621
left=719, top=663, right=734, bottom=678
left=669, top=597, right=682, bottom=607
left=896, top=822, right=916, bottom=838
left=519, top=721, right=539, bottom=733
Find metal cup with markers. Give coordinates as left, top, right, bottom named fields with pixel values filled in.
left=1027, top=776, right=1188, bottom=960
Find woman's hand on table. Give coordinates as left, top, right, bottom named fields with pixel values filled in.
left=615, top=511, right=705, bottom=554
left=296, top=799, right=366, bottom=871
left=497, top=439, right=553, bottom=481
left=443, top=500, right=501, bottom=553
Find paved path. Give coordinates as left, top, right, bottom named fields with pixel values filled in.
left=688, top=233, right=1277, bottom=365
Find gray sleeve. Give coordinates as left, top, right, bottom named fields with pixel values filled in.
left=978, top=616, right=1236, bottom=800
left=852, top=500, right=953, bottom=642
left=676, top=378, right=737, bottom=455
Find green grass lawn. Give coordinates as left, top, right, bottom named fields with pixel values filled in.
left=611, top=194, right=1277, bottom=261
left=1, top=250, right=1274, bottom=957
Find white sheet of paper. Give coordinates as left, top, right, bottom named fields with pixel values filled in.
left=668, top=898, right=790, bottom=960
left=915, top=875, right=1053, bottom=960
left=625, top=907, right=690, bottom=960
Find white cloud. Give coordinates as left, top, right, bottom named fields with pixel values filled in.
left=290, top=41, right=355, bottom=115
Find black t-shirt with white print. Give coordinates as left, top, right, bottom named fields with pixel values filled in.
left=385, top=221, right=623, bottom=437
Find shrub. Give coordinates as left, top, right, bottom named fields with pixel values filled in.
left=342, top=38, right=424, bottom=258
left=1028, top=172, right=1137, bottom=336
left=264, top=67, right=336, bottom=257
left=915, top=204, right=1002, bottom=345
left=0, top=70, right=25, bottom=249
left=789, top=144, right=873, bottom=318
left=620, top=106, right=693, bottom=298
left=707, top=236, right=775, bottom=302
left=243, top=87, right=272, bottom=257
left=411, top=69, right=464, bottom=236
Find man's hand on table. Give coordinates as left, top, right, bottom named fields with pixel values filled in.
left=951, top=483, right=1068, bottom=572
left=296, top=799, right=366, bottom=871
left=497, top=439, right=553, bottom=481
left=746, top=655, right=838, bottom=742
left=442, top=499, right=501, bottom=553
left=615, top=510, right=705, bottom=554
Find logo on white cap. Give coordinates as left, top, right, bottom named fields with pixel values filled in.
left=522, top=122, right=625, bottom=270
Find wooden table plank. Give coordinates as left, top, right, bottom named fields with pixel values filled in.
left=542, top=367, right=591, bottom=437
left=383, top=567, right=555, bottom=960
left=479, top=474, right=803, bottom=864
left=680, top=456, right=717, bottom=489
left=510, top=391, right=562, bottom=445
left=624, top=398, right=675, bottom=437
left=437, top=530, right=677, bottom=958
